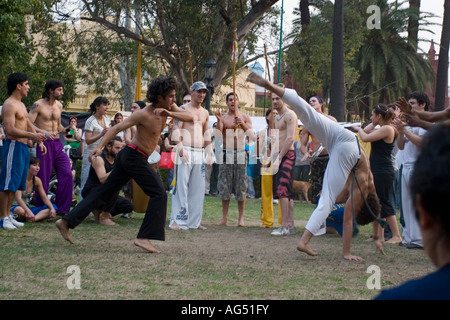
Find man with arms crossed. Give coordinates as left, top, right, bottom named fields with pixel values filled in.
left=169, top=81, right=212, bottom=230
left=56, top=77, right=193, bottom=253
left=0, top=73, right=46, bottom=229
left=28, top=79, right=73, bottom=215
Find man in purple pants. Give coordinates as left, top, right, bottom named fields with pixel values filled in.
left=28, top=79, right=73, bottom=215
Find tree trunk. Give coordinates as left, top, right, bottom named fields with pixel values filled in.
left=329, top=0, right=345, bottom=121
left=408, top=0, right=421, bottom=51
left=435, top=0, right=450, bottom=111
left=300, top=0, right=310, bottom=26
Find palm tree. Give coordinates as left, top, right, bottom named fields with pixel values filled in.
left=330, top=0, right=346, bottom=121
left=407, top=0, right=421, bottom=51
left=348, top=0, right=435, bottom=119
left=435, top=0, right=450, bottom=111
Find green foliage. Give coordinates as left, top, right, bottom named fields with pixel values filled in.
left=348, top=0, right=435, bottom=116
left=286, top=0, right=435, bottom=120
left=0, top=0, right=77, bottom=108
left=286, top=0, right=370, bottom=99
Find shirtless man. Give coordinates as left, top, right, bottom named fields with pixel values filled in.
left=301, top=96, right=337, bottom=204
left=265, top=90, right=299, bottom=236
left=215, top=93, right=254, bottom=226
left=56, top=77, right=194, bottom=253
left=28, top=79, right=73, bottom=215
left=247, top=72, right=383, bottom=261
left=0, top=73, right=46, bottom=229
left=169, top=81, right=212, bottom=230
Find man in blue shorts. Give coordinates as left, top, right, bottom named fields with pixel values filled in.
left=0, top=73, right=46, bottom=230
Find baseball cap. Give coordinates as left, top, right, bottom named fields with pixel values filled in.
left=191, top=81, right=207, bottom=91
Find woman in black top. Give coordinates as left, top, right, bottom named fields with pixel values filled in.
left=354, top=104, right=402, bottom=244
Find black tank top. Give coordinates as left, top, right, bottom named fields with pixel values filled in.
left=369, top=138, right=394, bottom=174
left=82, top=153, right=114, bottom=196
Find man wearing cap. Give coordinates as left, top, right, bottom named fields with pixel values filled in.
left=169, top=81, right=213, bottom=230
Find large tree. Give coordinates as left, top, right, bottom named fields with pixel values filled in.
left=53, top=0, right=281, bottom=97
left=0, top=0, right=77, bottom=108
left=435, top=0, right=450, bottom=111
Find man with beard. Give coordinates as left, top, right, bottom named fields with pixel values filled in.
left=28, top=79, right=73, bottom=216
left=81, top=136, right=133, bottom=226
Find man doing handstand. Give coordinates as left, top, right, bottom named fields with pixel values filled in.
left=247, top=72, right=383, bottom=261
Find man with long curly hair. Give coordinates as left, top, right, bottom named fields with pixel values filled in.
left=56, top=77, right=193, bottom=253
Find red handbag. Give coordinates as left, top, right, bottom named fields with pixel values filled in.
left=159, top=151, right=175, bottom=169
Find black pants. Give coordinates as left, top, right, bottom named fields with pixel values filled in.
left=63, top=146, right=167, bottom=240
left=82, top=187, right=134, bottom=216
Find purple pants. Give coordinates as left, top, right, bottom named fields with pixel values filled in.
left=35, top=139, right=73, bottom=214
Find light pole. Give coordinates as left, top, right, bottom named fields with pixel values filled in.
left=203, top=58, right=217, bottom=113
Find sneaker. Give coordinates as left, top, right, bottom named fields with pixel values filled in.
left=120, top=212, right=133, bottom=219
left=271, top=227, right=288, bottom=236
left=288, top=227, right=296, bottom=235
left=9, top=215, right=24, bottom=228
left=0, top=217, right=17, bottom=230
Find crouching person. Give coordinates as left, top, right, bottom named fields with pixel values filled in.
left=82, top=136, right=133, bottom=226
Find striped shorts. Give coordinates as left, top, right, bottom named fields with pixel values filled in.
left=0, top=139, right=30, bottom=192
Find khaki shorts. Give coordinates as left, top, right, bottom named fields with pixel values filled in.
left=217, top=150, right=248, bottom=201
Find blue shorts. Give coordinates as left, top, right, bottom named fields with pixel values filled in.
left=326, top=202, right=359, bottom=237
left=0, top=140, right=30, bottom=192
left=11, top=204, right=58, bottom=216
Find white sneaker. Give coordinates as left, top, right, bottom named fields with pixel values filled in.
left=271, top=227, right=288, bottom=236
left=0, top=217, right=17, bottom=230
left=9, top=215, right=24, bottom=227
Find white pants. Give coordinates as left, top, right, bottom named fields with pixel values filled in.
left=169, top=147, right=205, bottom=229
left=400, top=164, right=422, bottom=246
left=283, top=89, right=361, bottom=235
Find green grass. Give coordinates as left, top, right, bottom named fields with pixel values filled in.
left=0, top=195, right=432, bottom=300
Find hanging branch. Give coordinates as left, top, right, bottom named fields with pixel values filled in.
left=232, top=23, right=238, bottom=117
left=264, top=44, right=275, bottom=130
left=186, top=38, right=193, bottom=86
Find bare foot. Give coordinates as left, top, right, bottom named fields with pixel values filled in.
left=297, top=240, right=318, bottom=256
left=55, top=219, right=74, bottom=244
left=100, top=218, right=118, bottom=226
left=215, top=219, right=228, bottom=226
left=197, top=225, right=207, bottom=230
left=385, top=236, right=402, bottom=245
left=134, top=238, right=161, bottom=253
left=343, top=254, right=365, bottom=261
left=93, top=211, right=101, bottom=223
left=169, top=221, right=181, bottom=230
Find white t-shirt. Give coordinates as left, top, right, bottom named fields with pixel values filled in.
left=83, top=114, right=111, bottom=155
left=402, top=126, right=427, bottom=167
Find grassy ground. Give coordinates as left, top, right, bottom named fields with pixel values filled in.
left=0, top=195, right=432, bottom=300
